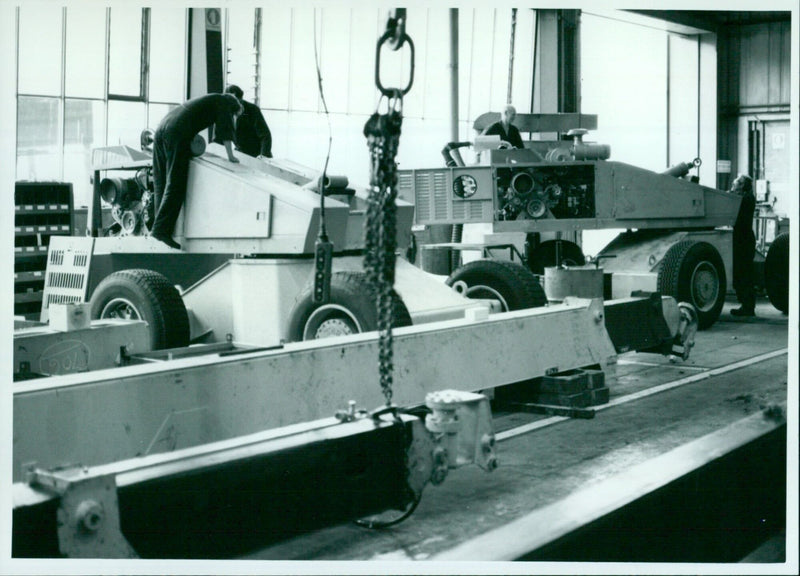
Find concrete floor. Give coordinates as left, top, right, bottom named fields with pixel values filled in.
left=244, top=295, right=790, bottom=562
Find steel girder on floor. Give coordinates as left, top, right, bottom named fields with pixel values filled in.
left=13, top=298, right=616, bottom=482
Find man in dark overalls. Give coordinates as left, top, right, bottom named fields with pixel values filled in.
left=150, top=93, right=243, bottom=249
left=730, top=174, right=757, bottom=317
left=221, top=84, right=273, bottom=158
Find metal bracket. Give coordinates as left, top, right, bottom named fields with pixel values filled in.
left=425, top=390, right=498, bottom=472
left=334, top=400, right=369, bottom=423
left=30, top=467, right=137, bottom=559
left=672, top=302, right=698, bottom=361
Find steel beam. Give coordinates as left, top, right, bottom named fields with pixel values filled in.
left=13, top=298, right=616, bottom=482
left=13, top=414, right=431, bottom=559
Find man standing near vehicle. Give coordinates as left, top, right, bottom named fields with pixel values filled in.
left=730, top=174, right=757, bottom=317
left=222, top=84, right=273, bottom=158
left=150, top=93, right=243, bottom=250
left=482, top=104, right=525, bottom=149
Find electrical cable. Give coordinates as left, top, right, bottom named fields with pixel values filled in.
left=313, top=8, right=333, bottom=233
left=312, top=8, right=334, bottom=303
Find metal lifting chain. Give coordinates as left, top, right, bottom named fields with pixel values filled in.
left=364, top=10, right=414, bottom=407
left=364, top=96, right=402, bottom=406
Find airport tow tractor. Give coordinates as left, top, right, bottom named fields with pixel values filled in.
left=399, top=115, right=790, bottom=329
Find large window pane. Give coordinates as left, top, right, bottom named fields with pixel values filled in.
left=324, top=112, right=371, bottom=187
left=289, top=9, right=319, bottom=112
left=150, top=7, right=186, bottom=103
left=345, top=10, right=380, bottom=115
left=108, top=6, right=144, bottom=96
left=18, top=7, right=62, bottom=96
left=107, top=101, right=146, bottom=148
left=510, top=9, right=536, bottom=118
left=225, top=7, right=256, bottom=100
left=466, top=9, right=500, bottom=121
left=581, top=13, right=667, bottom=172
left=580, top=13, right=668, bottom=256
left=65, top=6, right=106, bottom=98
left=281, top=110, right=326, bottom=166
left=261, top=7, right=292, bottom=110
left=418, top=9, right=450, bottom=120
left=488, top=10, right=512, bottom=111
left=668, top=33, right=700, bottom=164
left=318, top=7, right=352, bottom=114
left=147, top=103, right=179, bottom=133
left=16, top=96, right=62, bottom=181
left=64, top=99, right=105, bottom=207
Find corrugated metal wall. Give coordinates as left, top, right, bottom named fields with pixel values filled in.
left=738, top=21, right=791, bottom=108
left=717, top=19, right=791, bottom=189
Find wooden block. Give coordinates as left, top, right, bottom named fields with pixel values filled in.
left=588, top=386, right=610, bottom=406
left=541, top=369, right=588, bottom=394
left=584, top=369, right=606, bottom=390
left=537, top=390, right=591, bottom=408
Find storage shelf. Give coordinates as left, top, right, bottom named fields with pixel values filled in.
left=14, top=182, right=74, bottom=319
left=15, top=225, right=71, bottom=236
left=14, top=291, right=45, bottom=304
left=15, top=204, right=71, bottom=215
left=14, top=270, right=46, bottom=282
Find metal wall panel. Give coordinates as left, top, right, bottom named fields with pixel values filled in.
left=729, top=21, right=791, bottom=109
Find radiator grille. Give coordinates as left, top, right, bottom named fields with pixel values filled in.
left=452, top=199, right=491, bottom=221
left=40, top=237, right=95, bottom=322
left=49, top=250, right=64, bottom=266
left=432, top=172, right=448, bottom=220
left=414, top=173, right=432, bottom=222
left=400, top=169, right=491, bottom=224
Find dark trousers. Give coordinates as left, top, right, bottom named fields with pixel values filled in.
left=151, top=127, right=191, bottom=239
left=732, top=233, right=756, bottom=311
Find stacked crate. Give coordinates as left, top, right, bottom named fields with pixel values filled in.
left=14, top=182, right=74, bottom=319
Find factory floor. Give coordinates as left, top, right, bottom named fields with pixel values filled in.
left=244, top=295, right=791, bottom=563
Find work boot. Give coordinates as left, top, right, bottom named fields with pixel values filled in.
left=151, top=234, right=181, bottom=250
left=730, top=306, right=755, bottom=317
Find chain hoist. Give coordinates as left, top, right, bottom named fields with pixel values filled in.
left=364, top=10, right=414, bottom=407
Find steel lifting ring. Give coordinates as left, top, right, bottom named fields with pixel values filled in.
left=375, top=30, right=415, bottom=97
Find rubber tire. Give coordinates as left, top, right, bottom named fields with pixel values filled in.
left=527, top=239, right=586, bottom=275
left=764, top=232, right=789, bottom=313
left=657, top=240, right=726, bottom=330
left=286, top=271, right=413, bottom=342
left=89, top=269, right=190, bottom=350
left=446, top=259, right=547, bottom=311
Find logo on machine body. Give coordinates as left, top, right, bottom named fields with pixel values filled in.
left=453, top=174, right=478, bottom=199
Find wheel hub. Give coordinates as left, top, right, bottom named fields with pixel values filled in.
left=314, top=318, right=356, bottom=338
left=690, top=262, right=719, bottom=312
left=100, top=297, right=141, bottom=321
left=304, top=305, right=362, bottom=340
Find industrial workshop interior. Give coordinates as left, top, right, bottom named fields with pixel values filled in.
left=2, top=1, right=798, bottom=573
